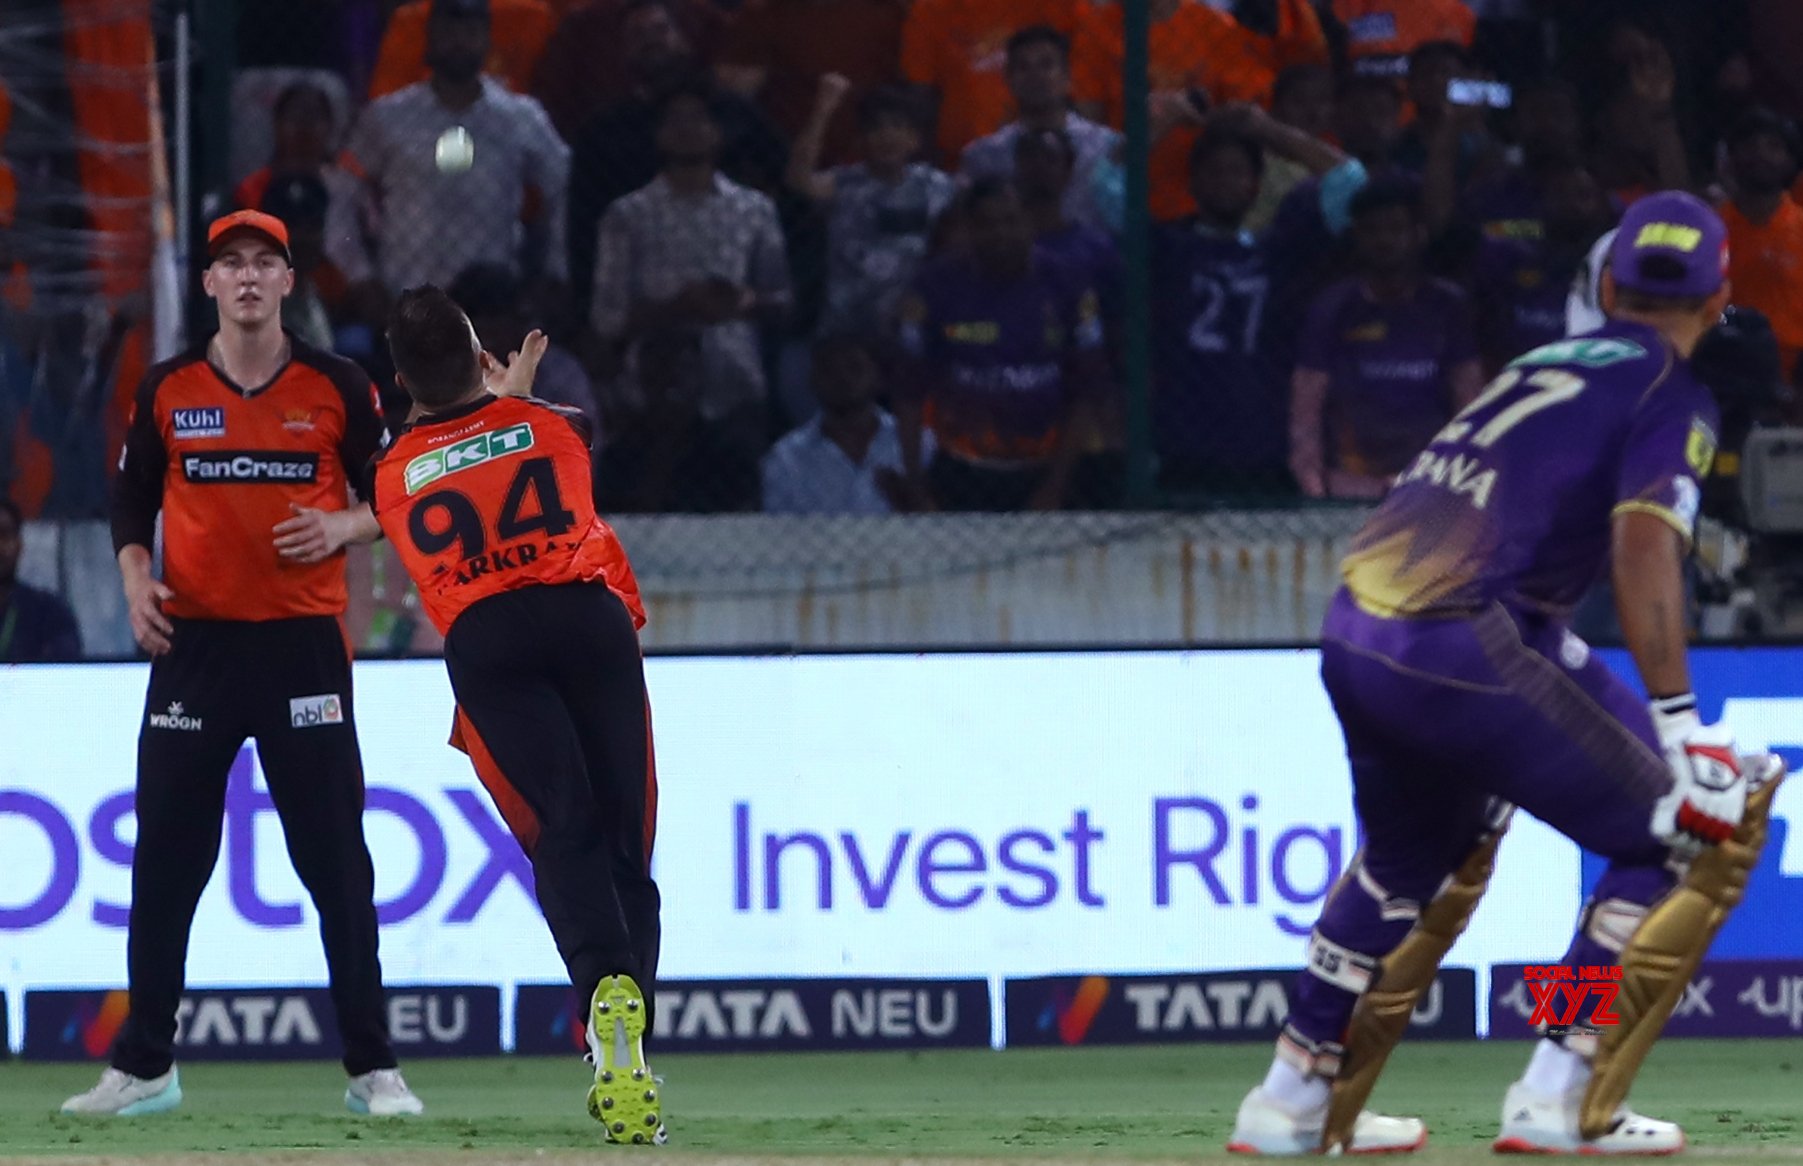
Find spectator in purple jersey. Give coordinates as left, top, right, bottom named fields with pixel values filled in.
left=894, top=179, right=1106, bottom=511
left=1291, top=178, right=1484, bottom=499
left=1014, top=126, right=1126, bottom=506
left=1264, top=73, right=1401, bottom=311
left=1153, top=106, right=1351, bottom=498
left=1014, top=128, right=1122, bottom=321
left=1452, top=77, right=1586, bottom=241
left=1473, top=160, right=1616, bottom=372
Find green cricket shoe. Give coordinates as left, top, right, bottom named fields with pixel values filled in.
left=585, top=974, right=664, bottom=1144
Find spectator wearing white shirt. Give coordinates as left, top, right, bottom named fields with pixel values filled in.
left=762, top=334, right=931, bottom=514
left=336, top=0, right=570, bottom=308
left=591, top=82, right=792, bottom=474
left=959, top=25, right=1121, bottom=230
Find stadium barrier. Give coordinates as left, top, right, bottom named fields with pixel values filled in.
left=514, top=977, right=992, bottom=1056
left=1003, top=969, right=1477, bottom=1046
left=4, top=648, right=1800, bottom=1054
left=23, top=986, right=500, bottom=1061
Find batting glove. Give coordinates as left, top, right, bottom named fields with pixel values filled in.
left=1648, top=694, right=1747, bottom=849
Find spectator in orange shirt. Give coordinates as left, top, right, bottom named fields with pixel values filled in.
left=715, top=0, right=906, bottom=168
left=1720, top=107, right=1803, bottom=390
left=368, top=0, right=553, bottom=101
left=900, top=0, right=1077, bottom=164
left=532, top=0, right=724, bottom=140
left=1332, top=0, right=1474, bottom=78
left=1071, top=0, right=1327, bottom=223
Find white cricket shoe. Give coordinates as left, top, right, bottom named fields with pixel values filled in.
left=1493, top=1080, right=1684, bottom=1155
left=346, top=1068, right=425, bottom=1116
left=1227, top=1085, right=1427, bottom=1155
left=60, top=1066, right=182, bottom=1116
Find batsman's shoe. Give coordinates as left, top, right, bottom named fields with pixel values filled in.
left=1227, top=1086, right=1427, bottom=1155
left=346, top=1068, right=425, bottom=1116
left=59, top=1066, right=182, bottom=1116
left=1493, top=1081, right=1684, bottom=1155
left=586, top=974, right=664, bottom=1144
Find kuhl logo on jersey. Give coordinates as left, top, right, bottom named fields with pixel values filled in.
left=404, top=423, right=534, bottom=494
left=172, top=407, right=226, bottom=439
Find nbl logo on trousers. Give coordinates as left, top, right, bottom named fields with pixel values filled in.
left=289, top=694, right=345, bottom=729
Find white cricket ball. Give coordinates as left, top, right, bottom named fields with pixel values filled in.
left=435, top=126, right=475, bottom=174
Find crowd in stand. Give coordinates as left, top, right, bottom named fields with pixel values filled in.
left=220, top=0, right=1803, bottom=516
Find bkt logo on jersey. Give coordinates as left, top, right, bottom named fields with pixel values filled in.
left=289, top=693, right=344, bottom=729
left=404, top=423, right=534, bottom=494
left=172, top=407, right=226, bottom=439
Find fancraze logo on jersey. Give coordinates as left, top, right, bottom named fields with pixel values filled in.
left=404, top=424, right=534, bottom=494
left=181, top=451, right=319, bottom=483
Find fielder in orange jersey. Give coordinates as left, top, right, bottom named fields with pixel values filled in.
left=286, top=285, right=665, bottom=1143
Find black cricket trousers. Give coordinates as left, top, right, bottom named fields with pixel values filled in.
left=443, top=582, right=662, bottom=1023
left=112, top=615, right=396, bottom=1079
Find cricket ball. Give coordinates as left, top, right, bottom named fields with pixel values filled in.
left=435, top=126, right=475, bottom=174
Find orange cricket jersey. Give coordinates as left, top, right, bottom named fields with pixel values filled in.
left=110, top=335, right=387, bottom=622
left=1072, top=0, right=1326, bottom=222
left=367, top=394, right=645, bottom=636
left=1721, top=196, right=1803, bottom=377
left=1333, top=0, right=1474, bottom=69
left=901, top=0, right=1077, bottom=161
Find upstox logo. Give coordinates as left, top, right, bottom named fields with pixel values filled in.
left=405, top=424, right=533, bottom=494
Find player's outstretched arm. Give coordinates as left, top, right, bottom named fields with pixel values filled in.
left=1612, top=509, right=1747, bottom=848
left=275, top=502, right=381, bottom=564
left=481, top=329, right=549, bottom=399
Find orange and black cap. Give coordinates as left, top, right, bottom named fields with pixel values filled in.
left=206, top=209, right=292, bottom=264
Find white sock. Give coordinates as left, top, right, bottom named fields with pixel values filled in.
left=1521, top=1038, right=1591, bottom=1095
left=1262, top=1057, right=1331, bottom=1112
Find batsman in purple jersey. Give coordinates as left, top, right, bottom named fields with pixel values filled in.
left=1230, top=192, right=1787, bottom=1158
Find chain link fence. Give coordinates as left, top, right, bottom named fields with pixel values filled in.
left=7, top=0, right=1803, bottom=654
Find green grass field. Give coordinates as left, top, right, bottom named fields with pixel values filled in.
left=2, top=1041, right=1800, bottom=1163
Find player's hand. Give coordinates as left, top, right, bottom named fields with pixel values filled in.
left=274, top=503, right=352, bottom=564
left=124, top=572, right=176, bottom=656
left=481, top=329, right=549, bottom=398
left=1649, top=695, right=1748, bottom=850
